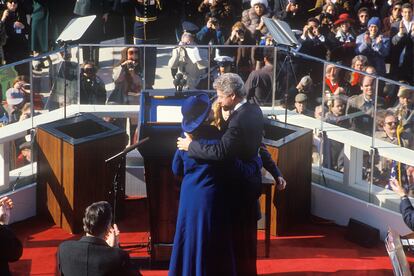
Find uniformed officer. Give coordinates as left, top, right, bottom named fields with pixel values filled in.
left=133, top=0, right=162, bottom=89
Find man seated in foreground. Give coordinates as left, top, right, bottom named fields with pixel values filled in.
left=57, top=201, right=137, bottom=276
left=0, top=196, right=23, bottom=276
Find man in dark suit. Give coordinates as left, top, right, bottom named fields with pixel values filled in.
left=390, top=179, right=414, bottom=230
left=177, top=73, right=264, bottom=275
left=0, top=196, right=23, bottom=276
left=57, top=201, right=135, bottom=276
left=390, top=3, right=414, bottom=83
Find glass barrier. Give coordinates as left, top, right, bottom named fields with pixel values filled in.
left=1, top=43, right=414, bottom=212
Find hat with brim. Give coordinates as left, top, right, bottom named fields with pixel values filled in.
left=398, top=87, right=413, bottom=98
left=19, top=141, right=31, bottom=150
left=181, top=93, right=211, bottom=133
left=334, top=13, right=354, bottom=26
left=214, top=55, right=234, bottom=67
left=6, top=88, right=24, bottom=106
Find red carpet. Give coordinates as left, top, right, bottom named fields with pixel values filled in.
left=8, top=198, right=406, bottom=275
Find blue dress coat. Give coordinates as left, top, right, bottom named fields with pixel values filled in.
left=169, top=125, right=261, bottom=276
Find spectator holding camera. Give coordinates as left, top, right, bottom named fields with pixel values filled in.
left=168, top=32, right=208, bottom=90
left=223, top=21, right=255, bottom=80
left=5, top=87, right=25, bottom=124
left=109, top=47, right=142, bottom=105
left=80, top=61, right=107, bottom=105
left=242, top=0, right=271, bottom=43
left=0, top=196, right=23, bottom=276
left=196, top=14, right=225, bottom=45
left=1, top=0, right=29, bottom=75
left=198, top=0, right=234, bottom=35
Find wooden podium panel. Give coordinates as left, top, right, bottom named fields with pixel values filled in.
left=36, top=114, right=126, bottom=234
left=144, top=159, right=180, bottom=261
left=262, top=119, right=313, bottom=236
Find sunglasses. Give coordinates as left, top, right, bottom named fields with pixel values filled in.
left=385, top=121, right=398, bottom=126
left=128, top=50, right=139, bottom=54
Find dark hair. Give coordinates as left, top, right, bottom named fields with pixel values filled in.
left=263, top=47, right=274, bottom=63
left=83, top=201, right=112, bottom=236
left=118, top=47, right=141, bottom=67
left=402, top=3, right=412, bottom=10
left=358, top=7, right=370, bottom=15
left=307, top=17, right=320, bottom=25
left=13, top=75, right=29, bottom=86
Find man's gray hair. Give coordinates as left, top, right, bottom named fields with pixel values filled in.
left=213, top=73, right=246, bottom=98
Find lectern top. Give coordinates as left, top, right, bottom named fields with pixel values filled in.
left=37, top=113, right=125, bottom=145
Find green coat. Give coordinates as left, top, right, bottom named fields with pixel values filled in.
left=31, top=0, right=76, bottom=52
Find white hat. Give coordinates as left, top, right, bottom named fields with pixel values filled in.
left=214, top=55, right=234, bottom=66
left=251, top=0, right=268, bottom=8
left=6, top=88, right=24, bottom=106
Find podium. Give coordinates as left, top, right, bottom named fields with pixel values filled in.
left=260, top=118, right=313, bottom=236
left=139, top=90, right=214, bottom=262
left=36, top=113, right=127, bottom=234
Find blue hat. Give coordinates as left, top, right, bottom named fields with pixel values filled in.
left=367, top=17, right=381, bottom=29
left=181, top=93, right=211, bottom=133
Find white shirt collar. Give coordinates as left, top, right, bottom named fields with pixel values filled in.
left=234, top=98, right=247, bottom=112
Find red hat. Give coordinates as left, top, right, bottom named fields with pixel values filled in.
left=334, top=13, right=354, bottom=26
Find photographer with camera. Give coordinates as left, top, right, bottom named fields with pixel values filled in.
left=223, top=21, right=255, bottom=81
left=168, top=32, right=208, bottom=90
left=196, top=14, right=225, bottom=45
left=109, top=47, right=142, bottom=105
left=80, top=61, right=107, bottom=105
left=107, top=47, right=142, bottom=142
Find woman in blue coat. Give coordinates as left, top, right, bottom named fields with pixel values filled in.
left=169, top=94, right=260, bottom=276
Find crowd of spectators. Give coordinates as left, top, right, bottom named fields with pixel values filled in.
left=0, top=0, right=414, bottom=187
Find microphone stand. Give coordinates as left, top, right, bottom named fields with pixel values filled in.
left=105, top=137, right=149, bottom=223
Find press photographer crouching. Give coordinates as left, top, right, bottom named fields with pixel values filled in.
left=80, top=61, right=107, bottom=105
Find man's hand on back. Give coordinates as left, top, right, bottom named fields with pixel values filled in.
left=177, top=132, right=193, bottom=151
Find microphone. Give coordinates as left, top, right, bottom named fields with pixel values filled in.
left=174, top=73, right=186, bottom=92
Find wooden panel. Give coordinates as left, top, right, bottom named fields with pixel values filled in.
left=37, top=128, right=65, bottom=227
left=144, top=158, right=180, bottom=261
left=37, top=124, right=126, bottom=234
left=265, top=130, right=313, bottom=236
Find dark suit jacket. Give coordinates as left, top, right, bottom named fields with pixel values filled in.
left=0, top=225, right=23, bottom=276
left=58, top=236, right=132, bottom=276
left=73, top=0, right=110, bottom=16
left=400, top=197, right=414, bottom=231
left=390, top=20, right=414, bottom=82
left=188, top=101, right=264, bottom=199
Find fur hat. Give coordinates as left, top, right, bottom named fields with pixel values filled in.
left=251, top=0, right=268, bottom=8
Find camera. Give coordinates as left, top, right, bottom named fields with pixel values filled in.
left=84, top=67, right=95, bottom=75
left=236, top=29, right=244, bottom=35
left=126, top=62, right=136, bottom=71
left=22, top=83, right=30, bottom=90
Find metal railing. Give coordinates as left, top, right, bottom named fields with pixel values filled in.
left=0, top=43, right=413, bottom=214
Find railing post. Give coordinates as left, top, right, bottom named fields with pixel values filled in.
left=0, top=143, right=10, bottom=188
left=343, top=144, right=364, bottom=186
